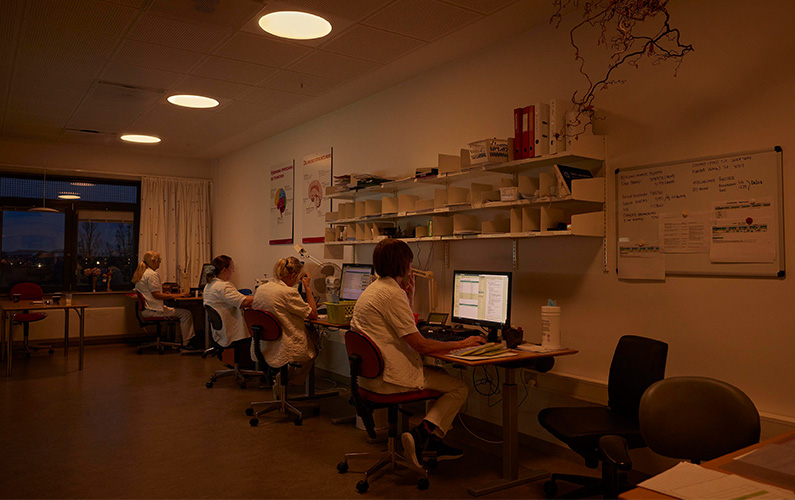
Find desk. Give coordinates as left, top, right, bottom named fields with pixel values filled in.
left=620, top=430, right=795, bottom=499
left=169, top=296, right=206, bottom=347
left=0, top=299, right=89, bottom=377
left=429, top=348, right=578, bottom=497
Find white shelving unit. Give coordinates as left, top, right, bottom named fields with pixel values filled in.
left=324, top=135, right=606, bottom=249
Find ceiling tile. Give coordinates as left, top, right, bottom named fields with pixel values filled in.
left=127, top=103, right=218, bottom=137
left=7, top=87, right=84, bottom=117
left=364, top=0, right=481, bottom=42
left=25, top=0, right=138, bottom=36
left=147, top=0, right=265, bottom=30
left=276, top=0, right=395, bottom=21
left=114, top=39, right=206, bottom=73
left=238, top=87, right=312, bottom=108
left=61, top=128, right=115, bottom=145
left=191, top=56, right=279, bottom=86
left=188, top=100, right=284, bottom=141
left=321, top=25, right=425, bottom=63
left=288, top=51, right=380, bottom=81
left=170, top=75, right=253, bottom=100
left=19, top=21, right=118, bottom=61
left=261, top=70, right=340, bottom=96
left=101, top=62, right=184, bottom=91
left=4, top=122, right=62, bottom=139
left=90, top=81, right=165, bottom=105
left=441, top=0, right=518, bottom=15
left=213, top=32, right=311, bottom=68
left=128, top=14, right=230, bottom=52
left=5, top=109, right=67, bottom=128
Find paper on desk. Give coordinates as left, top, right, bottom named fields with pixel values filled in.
left=639, top=462, right=795, bottom=500
left=517, top=343, right=568, bottom=353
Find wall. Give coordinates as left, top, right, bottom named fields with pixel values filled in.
left=211, top=0, right=795, bottom=466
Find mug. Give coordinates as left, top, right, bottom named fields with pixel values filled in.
left=11, top=294, right=20, bottom=303
left=52, top=295, right=61, bottom=305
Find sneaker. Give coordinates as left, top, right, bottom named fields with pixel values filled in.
left=426, top=437, right=464, bottom=462
left=401, top=426, right=429, bottom=468
left=180, top=338, right=203, bottom=355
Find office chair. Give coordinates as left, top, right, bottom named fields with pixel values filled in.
left=243, top=309, right=319, bottom=426
left=537, top=335, right=668, bottom=498
left=8, top=282, right=53, bottom=357
left=132, top=291, right=181, bottom=354
left=202, top=304, right=263, bottom=388
left=336, top=330, right=440, bottom=493
left=237, top=288, right=253, bottom=295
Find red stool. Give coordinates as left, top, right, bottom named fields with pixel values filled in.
left=9, top=283, right=52, bottom=358
left=336, top=330, right=440, bottom=493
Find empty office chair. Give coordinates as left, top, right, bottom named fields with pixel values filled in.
left=244, top=309, right=319, bottom=426
left=133, top=291, right=181, bottom=354
left=336, top=330, right=440, bottom=493
left=537, top=335, right=668, bottom=498
left=203, top=305, right=263, bottom=388
left=8, top=282, right=53, bottom=357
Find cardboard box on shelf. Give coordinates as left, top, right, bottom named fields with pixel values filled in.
left=431, top=216, right=453, bottom=236
left=382, top=196, right=398, bottom=214
left=365, top=199, right=381, bottom=216
left=434, top=189, right=448, bottom=209
left=467, top=138, right=509, bottom=165
left=398, top=194, right=419, bottom=213
left=482, top=218, right=510, bottom=234
left=415, top=199, right=434, bottom=211
left=453, top=214, right=480, bottom=234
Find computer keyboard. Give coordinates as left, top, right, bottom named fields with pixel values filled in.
left=419, top=327, right=481, bottom=342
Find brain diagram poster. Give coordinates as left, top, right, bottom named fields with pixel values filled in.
left=301, top=148, right=332, bottom=243
left=269, top=160, right=294, bottom=245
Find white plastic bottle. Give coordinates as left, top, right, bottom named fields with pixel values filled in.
left=541, top=300, right=561, bottom=349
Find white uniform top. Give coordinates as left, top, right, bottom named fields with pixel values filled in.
left=203, top=278, right=248, bottom=347
left=250, top=280, right=314, bottom=368
left=135, top=268, right=164, bottom=312
left=350, top=277, right=424, bottom=390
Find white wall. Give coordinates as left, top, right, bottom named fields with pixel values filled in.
left=213, top=0, right=795, bottom=444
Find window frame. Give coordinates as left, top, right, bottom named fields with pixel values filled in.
left=0, top=172, right=140, bottom=293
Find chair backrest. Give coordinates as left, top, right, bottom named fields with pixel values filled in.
left=238, top=288, right=253, bottom=296
left=204, top=304, right=223, bottom=332
left=639, top=376, right=760, bottom=463
left=607, top=335, right=668, bottom=420
left=9, top=282, right=44, bottom=300
left=244, top=309, right=282, bottom=368
left=344, top=330, right=384, bottom=380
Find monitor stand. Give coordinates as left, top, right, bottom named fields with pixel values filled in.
left=487, top=327, right=500, bottom=344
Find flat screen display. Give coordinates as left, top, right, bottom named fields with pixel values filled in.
left=340, top=263, right=374, bottom=301
left=451, top=270, right=512, bottom=330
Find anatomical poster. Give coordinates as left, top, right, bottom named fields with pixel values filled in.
left=269, top=160, right=294, bottom=245
left=301, top=148, right=332, bottom=243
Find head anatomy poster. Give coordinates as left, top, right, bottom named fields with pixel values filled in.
left=301, top=148, right=332, bottom=244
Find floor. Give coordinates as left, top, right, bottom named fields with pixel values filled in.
left=0, top=344, right=599, bottom=499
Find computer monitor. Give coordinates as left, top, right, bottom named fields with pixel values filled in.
left=451, top=270, right=512, bottom=342
left=340, top=263, right=374, bottom=301
left=197, top=263, right=213, bottom=290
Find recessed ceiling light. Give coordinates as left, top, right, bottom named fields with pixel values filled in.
left=58, top=192, right=81, bottom=200
left=259, top=11, right=332, bottom=40
left=167, top=94, right=219, bottom=108
left=120, top=134, right=161, bottom=144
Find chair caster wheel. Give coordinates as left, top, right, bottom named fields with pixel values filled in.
left=245, top=408, right=254, bottom=416
left=356, top=480, right=369, bottom=493
left=337, top=461, right=348, bottom=473
left=543, top=480, right=558, bottom=497
left=249, top=418, right=259, bottom=427
left=417, top=477, right=429, bottom=490
left=294, top=418, right=303, bottom=426
left=205, top=382, right=213, bottom=388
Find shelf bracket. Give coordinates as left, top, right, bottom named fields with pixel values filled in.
left=444, top=241, right=450, bottom=269
left=512, top=239, right=518, bottom=270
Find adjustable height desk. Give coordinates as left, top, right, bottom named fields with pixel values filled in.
left=429, top=348, right=578, bottom=497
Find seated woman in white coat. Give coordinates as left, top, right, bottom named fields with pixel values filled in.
left=132, top=250, right=199, bottom=352
left=251, top=256, right=319, bottom=395
left=202, top=254, right=253, bottom=348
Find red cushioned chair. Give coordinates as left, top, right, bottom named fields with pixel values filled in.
left=336, top=330, right=440, bottom=493
left=243, top=309, right=319, bottom=426
left=8, top=282, right=53, bottom=357
left=133, top=291, right=181, bottom=354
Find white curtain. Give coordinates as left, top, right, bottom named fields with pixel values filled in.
left=139, top=176, right=211, bottom=290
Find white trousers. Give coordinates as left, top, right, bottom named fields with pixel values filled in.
left=367, top=366, right=468, bottom=437
left=141, top=306, right=195, bottom=344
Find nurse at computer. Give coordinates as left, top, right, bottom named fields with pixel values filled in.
left=251, top=256, right=319, bottom=396
left=350, top=239, right=484, bottom=468
left=202, top=254, right=253, bottom=347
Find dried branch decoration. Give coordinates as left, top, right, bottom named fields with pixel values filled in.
left=551, top=0, right=694, bottom=139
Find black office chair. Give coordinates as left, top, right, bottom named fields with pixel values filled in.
left=602, top=376, right=760, bottom=468
left=202, top=304, right=263, bottom=388
left=133, top=291, right=181, bottom=355
left=537, top=335, right=668, bottom=498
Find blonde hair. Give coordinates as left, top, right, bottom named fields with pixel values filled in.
left=132, top=251, right=159, bottom=283
left=273, top=256, right=304, bottom=281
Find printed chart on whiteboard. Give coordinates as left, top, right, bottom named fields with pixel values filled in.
left=616, top=147, right=784, bottom=278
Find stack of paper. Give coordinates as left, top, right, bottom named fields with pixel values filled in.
left=449, top=343, right=516, bottom=360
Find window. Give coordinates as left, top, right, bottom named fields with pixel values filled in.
left=0, top=173, right=139, bottom=293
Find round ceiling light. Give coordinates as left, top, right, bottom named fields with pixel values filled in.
left=167, top=94, right=219, bottom=108
left=57, top=192, right=81, bottom=200
left=259, top=11, right=332, bottom=40
left=120, top=134, right=161, bottom=144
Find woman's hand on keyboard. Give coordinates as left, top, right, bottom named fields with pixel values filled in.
left=455, top=335, right=486, bottom=349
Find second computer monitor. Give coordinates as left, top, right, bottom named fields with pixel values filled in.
left=451, top=270, right=512, bottom=340
left=340, top=263, right=374, bottom=301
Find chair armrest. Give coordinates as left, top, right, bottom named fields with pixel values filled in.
left=599, top=435, right=632, bottom=471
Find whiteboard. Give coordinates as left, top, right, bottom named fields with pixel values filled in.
left=616, top=147, right=784, bottom=277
